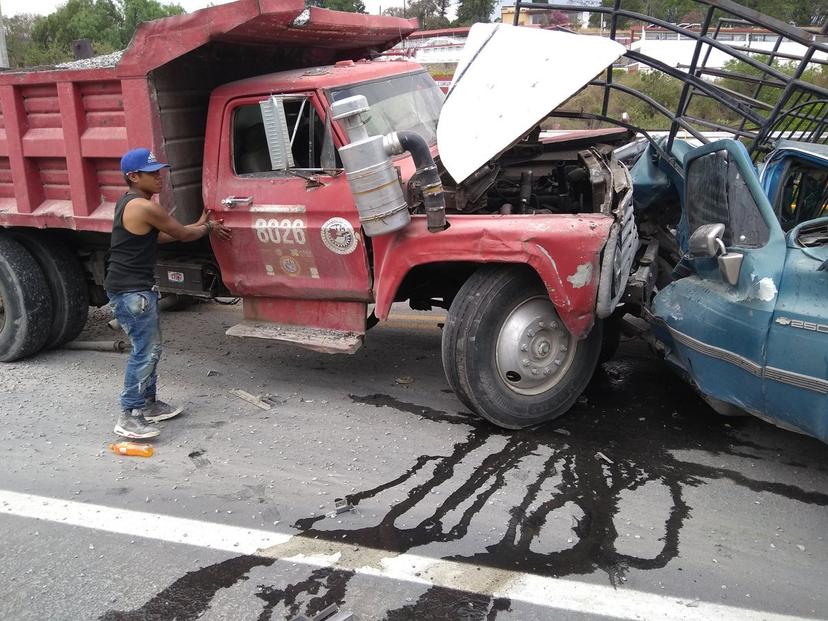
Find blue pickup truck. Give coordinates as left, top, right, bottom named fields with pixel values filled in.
left=641, top=140, right=827, bottom=443
left=506, top=0, right=828, bottom=440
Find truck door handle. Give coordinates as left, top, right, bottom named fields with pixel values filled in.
left=221, top=196, right=253, bottom=208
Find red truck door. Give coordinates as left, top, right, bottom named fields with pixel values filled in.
left=211, top=93, right=372, bottom=337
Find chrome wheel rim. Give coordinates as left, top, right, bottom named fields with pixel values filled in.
left=495, top=296, right=577, bottom=396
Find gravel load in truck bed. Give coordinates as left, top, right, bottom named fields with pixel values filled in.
left=54, top=50, right=123, bottom=70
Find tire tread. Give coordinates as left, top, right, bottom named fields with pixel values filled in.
left=443, top=265, right=603, bottom=429
left=0, top=235, right=54, bottom=361
left=13, top=232, right=89, bottom=348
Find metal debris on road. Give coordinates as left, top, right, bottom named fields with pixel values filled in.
left=395, top=376, right=415, bottom=385
left=595, top=451, right=614, bottom=465
left=261, top=394, right=282, bottom=407
left=206, top=369, right=221, bottom=377
left=63, top=340, right=130, bottom=353
left=230, top=389, right=272, bottom=410
left=188, top=449, right=211, bottom=468
left=289, top=604, right=353, bottom=621
left=334, top=497, right=354, bottom=515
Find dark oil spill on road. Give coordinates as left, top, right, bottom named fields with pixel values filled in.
left=100, top=351, right=828, bottom=621
left=255, top=567, right=355, bottom=621
left=99, top=555, right=275, bottom=621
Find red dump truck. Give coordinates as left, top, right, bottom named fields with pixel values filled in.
left=0, top=0, right=640, bottom=429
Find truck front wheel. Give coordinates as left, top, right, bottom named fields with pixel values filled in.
left=442, top=265, right=602, bottom=429
left=0, top=236, right=54, bottom=362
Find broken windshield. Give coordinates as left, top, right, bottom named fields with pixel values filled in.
left=329, top=71, right=444, bottom=146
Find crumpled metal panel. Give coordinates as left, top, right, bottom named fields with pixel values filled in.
left=371, top=214, right=614, bottom=339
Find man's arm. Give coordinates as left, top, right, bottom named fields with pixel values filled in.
left=144, top=204, right=231, bottom=243
left=157, top=231, right=178, bottom=244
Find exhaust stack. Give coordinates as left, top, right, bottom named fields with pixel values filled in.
left=331, top=95, right=447, bottom=236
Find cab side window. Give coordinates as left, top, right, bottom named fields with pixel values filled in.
left=686, top=150, right=770, bottom=248
left=778, top=164, right=828, bottom=231
left=233, top=98, right=327, bottom=176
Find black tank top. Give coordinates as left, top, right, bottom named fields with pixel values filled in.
left=104, top=192, right=159, bottom=293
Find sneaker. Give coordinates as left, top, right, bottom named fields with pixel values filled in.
left=144, top=398, right=184, bottom=423
left=114, top=409, right=160, bottom=439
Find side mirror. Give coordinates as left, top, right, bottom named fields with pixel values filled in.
left=259, top=96, right=295, bottom=170
left=688, top=222, right=743, bottom=286
left=689, top=223, right=727, bottom=259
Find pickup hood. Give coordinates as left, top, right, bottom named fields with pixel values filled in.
left=436, top=24, right=626, bottom=183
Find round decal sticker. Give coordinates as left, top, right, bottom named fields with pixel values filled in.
left=321, top=217, right=358, bottom=255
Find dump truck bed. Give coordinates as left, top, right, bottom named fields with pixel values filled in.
left=0, top=0, right=415, bottom=233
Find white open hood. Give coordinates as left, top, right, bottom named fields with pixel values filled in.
left=436, top=24, right=626, bottom=183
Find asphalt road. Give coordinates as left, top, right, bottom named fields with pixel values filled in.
left=0, top=302, right=826, bottom=621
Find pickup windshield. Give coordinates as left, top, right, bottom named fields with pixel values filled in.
left=329, top=71, right=444, bottom=145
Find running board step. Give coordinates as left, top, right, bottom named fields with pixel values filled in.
left=226, top=321, right=363, bottom=354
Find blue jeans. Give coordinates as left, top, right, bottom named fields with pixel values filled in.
left=108, top=289, right=162, bottom=411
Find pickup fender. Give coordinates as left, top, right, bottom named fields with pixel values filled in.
left=371, top=214, right=614, bottom=338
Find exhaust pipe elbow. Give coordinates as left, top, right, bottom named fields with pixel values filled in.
left=385, top=130, right=448, bottom=233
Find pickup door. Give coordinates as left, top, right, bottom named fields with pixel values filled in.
left=651, top=140, right=827, bottom=442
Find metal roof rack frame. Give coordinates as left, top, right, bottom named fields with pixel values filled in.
left=511, top=0, right=828, bottom=172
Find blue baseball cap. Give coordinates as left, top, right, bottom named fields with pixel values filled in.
left=120, top=148, right=170, bottom=175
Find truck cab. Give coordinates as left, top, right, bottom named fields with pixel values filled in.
left=203, top=62, right=442, bottom=349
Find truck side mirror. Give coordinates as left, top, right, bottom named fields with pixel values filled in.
left=689, top=223, right=727, bottom=258
left=688, top=223, right=743, bottom=286
left=259, top=96, right=295, bottom=170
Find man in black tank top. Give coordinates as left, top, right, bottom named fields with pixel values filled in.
left=106, top=148, right=231, bottom=439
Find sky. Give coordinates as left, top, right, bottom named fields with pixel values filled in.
left=0, top=0, right=435, bottom=18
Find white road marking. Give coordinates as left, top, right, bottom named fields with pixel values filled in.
left=0, top=489, right=818, bottom=621
left=0, top=489, right=290, bottom=554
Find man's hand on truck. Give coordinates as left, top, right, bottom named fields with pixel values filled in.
left=195, top=209, right=233, bottom=242
left=125, top=198, right=232, bottom=244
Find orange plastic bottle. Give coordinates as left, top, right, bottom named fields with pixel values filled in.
left=109, top=442, right=154, bottom=457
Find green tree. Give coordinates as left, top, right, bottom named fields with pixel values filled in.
left=589, top=0, right=645, bottom=29
left=455, top=0, right=497, bottom=25
left=3, top=14, right=57, bottom=68
left=120, top=0, right=185, bottom=45
left=719, top=55, right=828, bottom=111
left=31, top=0, right=122, bottom=61
left=316, top=0, right=367, bottom=13
left=383, top=0, right=450, bottom=29
left=12, top=0, right=184, bottom=66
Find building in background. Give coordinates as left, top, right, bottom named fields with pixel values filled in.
left=630, top=24, right=828, bottom=71
left=383, top=28, right=470, bottom=91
